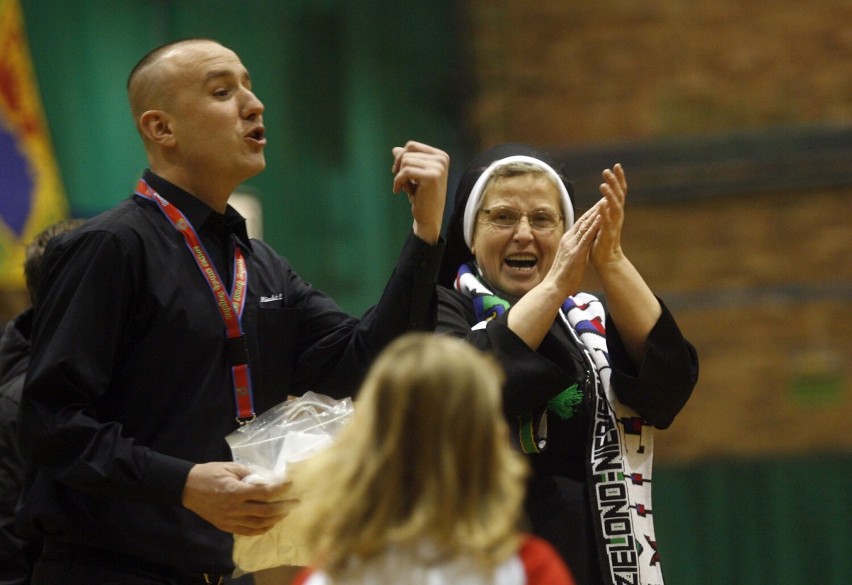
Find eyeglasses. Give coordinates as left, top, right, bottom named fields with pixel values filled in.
left=479, top=206, right=563, bottom=231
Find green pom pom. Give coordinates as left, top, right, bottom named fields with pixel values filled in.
left=547, top=384, right=582, bottom=420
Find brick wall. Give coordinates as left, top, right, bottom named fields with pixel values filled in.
left=464, top=0, right=852, bottom=147
left=462, top=0, right=852, bottom=460
left=620, top=188, right=851, bottom=462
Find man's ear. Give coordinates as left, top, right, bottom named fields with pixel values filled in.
left=139, top=110, right=175, bottom=146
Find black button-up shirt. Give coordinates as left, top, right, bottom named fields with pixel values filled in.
left=18, top=170, right=444, bottom=573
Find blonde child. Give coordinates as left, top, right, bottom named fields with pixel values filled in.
left=292, top=333, right=575, bottom=585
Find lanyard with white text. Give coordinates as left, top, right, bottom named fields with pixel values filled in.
left=135, top=179, right=256, bottom=423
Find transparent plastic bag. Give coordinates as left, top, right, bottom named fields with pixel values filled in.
left=225, top=391, right=354, bottom=572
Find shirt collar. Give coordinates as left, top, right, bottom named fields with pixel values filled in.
left=141, top=170, right=253, bottom=253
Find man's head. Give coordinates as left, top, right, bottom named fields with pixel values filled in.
left=127, top=39, right=267, bottom=201
left=24, top=218, right=86, bottom=306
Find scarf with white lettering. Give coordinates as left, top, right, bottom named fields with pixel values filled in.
left=455, top=262, right=665, bottom=585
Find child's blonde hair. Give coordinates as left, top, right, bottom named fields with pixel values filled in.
left=295, top=333, right=529, bottom=578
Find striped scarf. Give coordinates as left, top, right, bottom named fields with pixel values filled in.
left=455, top=262, right=665, bottom=585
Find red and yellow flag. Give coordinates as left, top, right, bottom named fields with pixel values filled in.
left=0, top=0, right=67, bottom=289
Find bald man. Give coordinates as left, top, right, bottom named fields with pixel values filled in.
left=18, top=38, right=448, bottom=584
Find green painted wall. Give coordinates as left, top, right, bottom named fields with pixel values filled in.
left=655, top=454, right=851, bottom=584
left=22, top=0, right=465, bottom=314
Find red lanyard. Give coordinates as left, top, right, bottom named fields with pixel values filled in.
left=135, top=179, right=255, bottom=423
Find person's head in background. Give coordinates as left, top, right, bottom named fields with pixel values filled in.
left=296, top=332, right=529, bottom=577
left=24, top=218, right=87, bottom=305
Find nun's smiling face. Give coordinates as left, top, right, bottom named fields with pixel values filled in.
left=471, top=173, right=565, bottom=300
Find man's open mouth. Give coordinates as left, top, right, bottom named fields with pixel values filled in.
left=247, top=126, right=265, bottom=141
